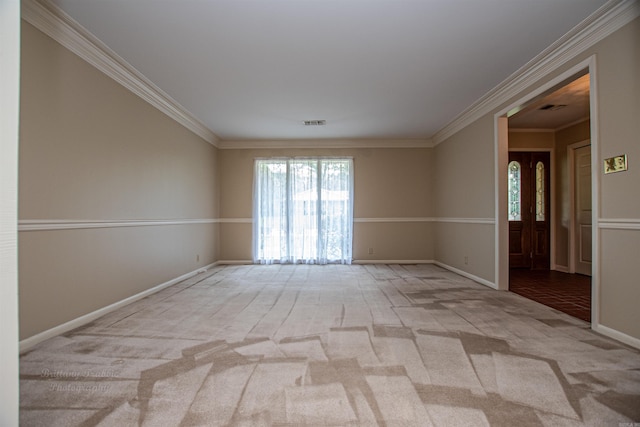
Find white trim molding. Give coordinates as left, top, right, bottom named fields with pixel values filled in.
left=218, top=139, right=434, bottom=150
left=0, top=0, right=21, bottom=423
left=222, top=259, right=436, bottom=266
left=18, top=218, right=218, bottom=232
left=19, top=263, right=217, bottom=352
left=598, top=219, right=640, bottom=230
left=208, top=217, right=494, bottom=225
left=219, top=217, right=471, bottom=224
left=21, top=0, right=218, bottom=146
left=353, top=260, right=434, bottom=265
left=432, top=217, right=495, bottom=225
left=217, top=217, right=495, bottom=224
left=216, top=260, right=254, bottom=265
left=218, top=218, right=253, bottom=224
left=354, top=217, right=435, bottom=223
left=433, top=0, right=640, bottom=145
left=433, top=261, right=497, bottom=290
left=594, top=324, right=640, bottom=350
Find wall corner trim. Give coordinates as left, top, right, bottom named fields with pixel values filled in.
left=21, top=0, right=219, bottom=147
left=19, top=263, right=217, bottom=353
left=431, top=0, right=640, bottom=145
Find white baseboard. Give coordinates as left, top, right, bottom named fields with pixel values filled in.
left=593, top=324, right=640, bottom=350
left=433, top=261, right=498, bottom=290
left=19, top=263, right=216, bottom=353
left=553, top=265, right=570, bottom=273
left=216, top=260, right=254, bottom=265
left=352, top=260, right=434, bottom=265
left=218, top=260, right=436, bottom=265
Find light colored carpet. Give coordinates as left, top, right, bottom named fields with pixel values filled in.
left=20, top=264, right=640, bottom=426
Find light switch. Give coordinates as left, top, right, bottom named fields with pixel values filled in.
left=603, top=155, right=627, bottom=174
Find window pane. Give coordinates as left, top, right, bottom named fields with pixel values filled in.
left=254, top=158, right=353, bottom=264
left=536, top=161, right=545, bottom=221
left=508, top=161, right=521, bottom=221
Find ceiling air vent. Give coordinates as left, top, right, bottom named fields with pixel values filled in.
left=303, top=120, right=326, bottom=126
left=539, top=104, right=567, bottom=111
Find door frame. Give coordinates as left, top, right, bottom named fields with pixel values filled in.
left=495, top=55, right=600, bottom=328
left=0, top=0, right=21, bottom=422
left=508, top=148, right=555, bottom=272
left=568, top=140, right=592, bottom=275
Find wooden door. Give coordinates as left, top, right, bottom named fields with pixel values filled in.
left=509, top=152, right=550, bottom=270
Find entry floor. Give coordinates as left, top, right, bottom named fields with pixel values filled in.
left=509, top=269, right=591, bottom=323
left=20, top=264, right=640, bottom=426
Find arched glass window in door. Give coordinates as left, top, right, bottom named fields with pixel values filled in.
left=536, top=161, right=545, bottom=221
left=508, top=161, right=521, bottom=221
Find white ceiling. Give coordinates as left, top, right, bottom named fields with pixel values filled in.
left=50, top=0, right=608, bottom=141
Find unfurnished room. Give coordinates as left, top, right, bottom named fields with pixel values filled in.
left=1, top=0, right=640, bottom=425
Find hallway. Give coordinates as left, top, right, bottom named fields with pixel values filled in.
left=509, top=269, right=591, bottom=323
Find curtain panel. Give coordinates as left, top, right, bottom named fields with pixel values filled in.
left=253, top=158, right=353, bottom=264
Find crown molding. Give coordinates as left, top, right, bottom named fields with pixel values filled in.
left=21, top=0, right=219, bottom=147
left=432, top=0, right=640, bottom=146
left=218, top=138, right=434, bottom=150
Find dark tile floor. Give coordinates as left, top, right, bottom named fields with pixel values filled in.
left=509, top=269, right=591, bottom=322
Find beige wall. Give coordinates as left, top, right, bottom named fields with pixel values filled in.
left=218, top=147, right=434, bottom=262
left=434, top=16, right=640, bottom=342
left=508, top=131, right=554, bottom=150
left=433, top=117, right=495, bottom=280
left=18, top=22, right=219, bottom=339
left=590, top=17, right=640, bottom=340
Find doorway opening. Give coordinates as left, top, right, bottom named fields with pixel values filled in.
left=500, top=66, right=594, bottom=323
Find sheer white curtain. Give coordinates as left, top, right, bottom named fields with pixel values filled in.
left=253, top=158, right=353, bottom=264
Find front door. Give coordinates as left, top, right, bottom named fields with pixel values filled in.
left=509, top=152, right=550, bottom=270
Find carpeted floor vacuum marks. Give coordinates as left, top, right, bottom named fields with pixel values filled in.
left=19, top=264, right=640, bottom=426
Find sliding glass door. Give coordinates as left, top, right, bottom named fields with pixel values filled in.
left=253, top=158, right=353, bottom=264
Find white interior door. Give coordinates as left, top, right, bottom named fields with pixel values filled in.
left=574, top=144, right=592, bottom=276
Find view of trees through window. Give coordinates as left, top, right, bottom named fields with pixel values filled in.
left=253, top=158, right=353, bottom=264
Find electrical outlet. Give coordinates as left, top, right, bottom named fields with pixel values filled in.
left=464, top=256, right=468, bottom=265
left=368, top=247, right=374, bottom=255
left=196, top=254, right=200, bottom=262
